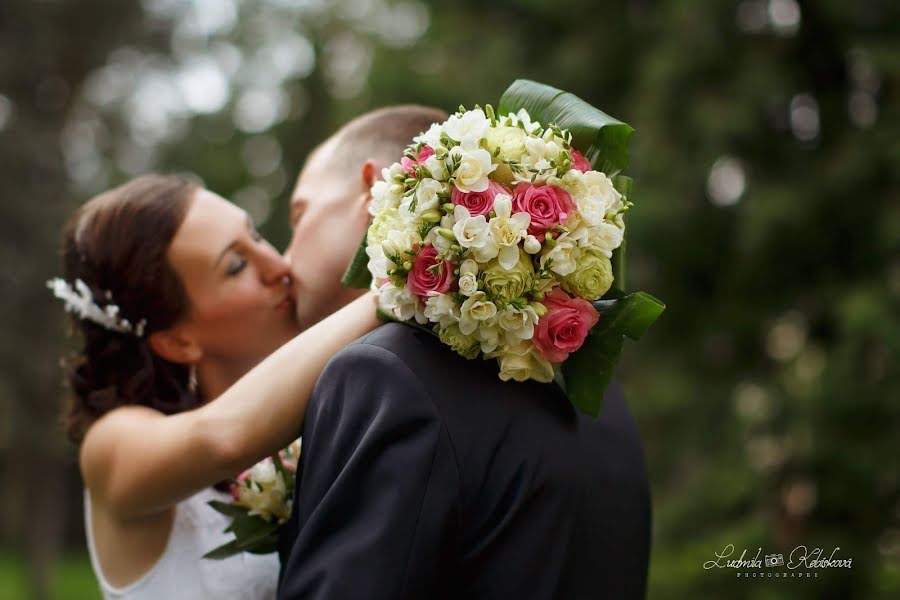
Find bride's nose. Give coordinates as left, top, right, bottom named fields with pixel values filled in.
left=256, top=244, right=292, bottom=286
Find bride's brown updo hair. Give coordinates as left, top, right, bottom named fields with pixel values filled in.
left=60, top=174, right=200, bottom=444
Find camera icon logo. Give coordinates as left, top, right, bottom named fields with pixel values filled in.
left=764, top=553, right=784, bottom=567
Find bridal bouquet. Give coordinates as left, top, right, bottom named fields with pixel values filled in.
left=344, top=80, right=665, bottom=415
left=204, top=439, right=301, bottom=559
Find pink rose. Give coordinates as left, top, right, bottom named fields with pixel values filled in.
left=533, top=289, right=600, bottom=363
left=406, top=244, right=454, bottom=299
left=451, top=181, right=510, bottom=218
left=401, top=145, right=435, bottom=176
left=231, top=469, right=251, bottom=501
left=512, top=183, right=576, bottom=240
left=569, top=148, right=592, bottom=173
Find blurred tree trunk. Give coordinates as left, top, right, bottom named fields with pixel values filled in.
left=0, top=2, right=145, bottom=597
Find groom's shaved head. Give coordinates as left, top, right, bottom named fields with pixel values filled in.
left=286, top=104, right=448, bottom=330
left=304, top=104, right=448, bottom=186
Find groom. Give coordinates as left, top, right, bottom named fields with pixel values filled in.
left=278, top=106, right=652, bottom=599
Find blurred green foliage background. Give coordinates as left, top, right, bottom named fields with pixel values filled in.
left=0, top=0, right=897, bottom=598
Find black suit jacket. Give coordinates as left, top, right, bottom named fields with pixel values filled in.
left=278, top=322, right=650, bottom=599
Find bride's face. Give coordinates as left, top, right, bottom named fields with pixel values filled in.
left=166, top=188, right=300, bottom=367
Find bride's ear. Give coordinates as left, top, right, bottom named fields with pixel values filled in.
left=148, top=326, right=203, bottom=365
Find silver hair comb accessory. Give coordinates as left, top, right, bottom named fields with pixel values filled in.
left=47, top=278, right=147, bottom=337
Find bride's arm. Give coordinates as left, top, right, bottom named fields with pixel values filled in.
left=81, top=292, right=380, bottom=519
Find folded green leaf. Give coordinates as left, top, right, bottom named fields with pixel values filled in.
left=498, top=79, right=634, bottom=177
left=203, top=539, right=245, bottom=560
left=561, top=292, right=666, bottom=416
left=593, top=292, right=666, bottom=341
left=341, top=232, right=372, bottom=289
left=207, top=500, right=249, bottom=519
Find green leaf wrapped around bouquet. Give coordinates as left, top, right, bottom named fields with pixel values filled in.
left=498, top=79, right=635, bottom=177
left=203, top=501, right=280, bottom=559
left=562, top=291, right=666, bottom=416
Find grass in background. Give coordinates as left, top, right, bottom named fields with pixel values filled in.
left=0, top=550, right=99, bottom=600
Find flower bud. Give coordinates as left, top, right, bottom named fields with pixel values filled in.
left=524, top=235, right=541, bottom=254
left=421, top=210, right=441, bottom=222
left=532, top=302, right=548, bottom=317
left=381, top=240, right=398, bottom=257
left=403, top=261, right=413, bottom=271
left=437, top=228, right=456, bottom=241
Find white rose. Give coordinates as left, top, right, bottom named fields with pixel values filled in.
left=423, top=292, right=460, bottom=326
left=378, top=281, right=420, bottom=321
left=484, top=126, right=527, bottom=163
left=497, top=305, right=539, bottom=344
left=459, top=291, right=498, bottom=335
left=450, top=146, right=497, bottom=193
left=458, top=272, right=479, bottom=296
left=495, top=342, right=554, bottom=383
left=581, top=170, right=622, bottom=216
left=444, top=108, right=489, bottom=150
left=369, top=180, right=398, bottom=216
left=249, top=460, right=278, bottom=485
left=589, top=221, right=625, bottom=259
left=488, top=194, right=531, bottom=270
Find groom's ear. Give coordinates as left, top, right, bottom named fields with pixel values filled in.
left=358, top=159, right=380, bottom=212
left=360, top=159, right=379, bottom=189
left=148, top=326, right=203, bottom=365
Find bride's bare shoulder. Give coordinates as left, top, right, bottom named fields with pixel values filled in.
left=79, top=406, right=163, bottom=492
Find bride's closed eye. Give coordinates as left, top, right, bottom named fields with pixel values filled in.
left=222, top=216, right=264, bottom=276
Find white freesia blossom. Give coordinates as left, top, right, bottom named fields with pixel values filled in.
left=450, top=146, right=497, bottom=193
left=488, top=194, right=531, bottom=270
left=424, top=292, right=460, bottom=326
left=459, top=259, right=479, bottom=276
left=473, top=323, right=501, bottom=353
left=366, top=244, right=395, bottom=280
left=414, top=178, right=444, bottom=213
left=507, top=108, right=542, bottom=134
left=459, top=291, right=498, bottom=335
left=452, top=206, right=493, bottom=254
left=424, top=154, right=448, bottom=180
left=444, top=108, right=489, bottom=149
left=540, top=234, right=581, bottom=276
left=416, top=122, right=445, bottom=149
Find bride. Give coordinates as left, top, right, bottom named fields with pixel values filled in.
left=52, top=174, right=379, bottom=599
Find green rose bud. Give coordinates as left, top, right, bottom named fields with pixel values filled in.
left=482, top=250, right=535, bottom=305
left=560, top=249, right=614, bottom=301
left=438, top=323, right=480, bottom=360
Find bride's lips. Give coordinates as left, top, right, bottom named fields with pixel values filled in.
left=275, top=295, right=294, bottom=312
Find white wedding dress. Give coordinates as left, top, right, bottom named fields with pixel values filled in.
left=85, top=487, right=279, bottom=600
